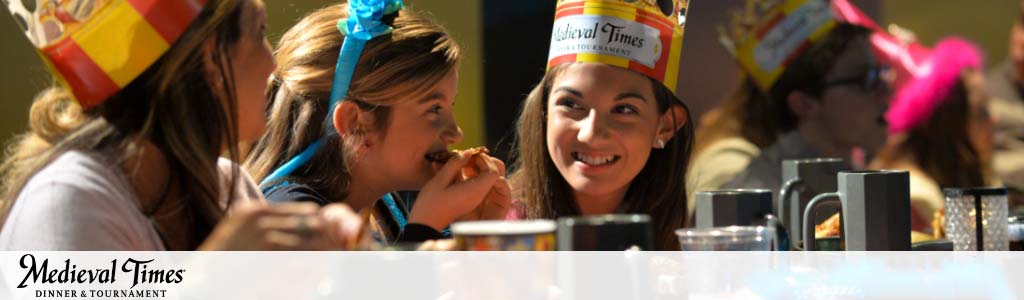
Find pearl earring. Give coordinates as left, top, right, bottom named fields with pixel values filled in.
left=655, top=139, right=666, bottom=149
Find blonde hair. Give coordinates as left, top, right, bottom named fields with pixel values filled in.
left=244, top=4, right=461, bottom=201
left=692, top=77, right=776, bottom=157
left=0, top=0, right=250, bottom=250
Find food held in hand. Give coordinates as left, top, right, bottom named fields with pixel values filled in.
left=426, top=147, right=490, bottom=177
left=426, top=146, right=489, bottom=164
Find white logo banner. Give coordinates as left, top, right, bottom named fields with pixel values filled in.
left=548, top=15, right=663, bottom=68
left=0, top=252, right=1020, bottom=299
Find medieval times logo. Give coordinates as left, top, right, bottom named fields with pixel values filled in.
left=15, top=254, right=185, bottom=298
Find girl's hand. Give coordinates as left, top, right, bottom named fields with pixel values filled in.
left=200, top=201, right=362, bottom=250
left=409, top=152, right=500, bottom=231
left=457, top=153, right=511, bottom=222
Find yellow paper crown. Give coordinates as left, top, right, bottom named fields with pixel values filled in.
left=5, top=0, right=207, bottom=108
left=718, top=0, right=837, bottom=91
left=547, top=0, right=689, bottom=98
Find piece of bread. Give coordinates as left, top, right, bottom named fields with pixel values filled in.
left=428, top=146, right=488, bottom=164
left=427, top=147, right=490, bottom=179
left=427, top=150, right=458, bottom=163
left=461, top=147, right=489, bottom=178
left=815, top=212, right=841, bottom=239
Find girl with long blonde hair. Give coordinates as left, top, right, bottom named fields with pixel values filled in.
left=0, top=0, right=358, bottom=250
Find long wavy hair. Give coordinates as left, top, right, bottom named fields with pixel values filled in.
left=243, top=4, right=461, bottom=202
left=510, top=64, right=695, bottom=250
left=0, top=0, right=249, bottom=250
left=693, top=77, right=775, bottom=155
left=872, top=74, right=993, bottom=189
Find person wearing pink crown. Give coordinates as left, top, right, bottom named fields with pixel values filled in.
left=870, top=38, right=997, bottom=235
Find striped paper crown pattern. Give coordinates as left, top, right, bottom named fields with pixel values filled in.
left=4, top=0, right=207, bottom=108
left=718, top=0, right=837, bottom=91
left=547, top=0, right=689, bottom=99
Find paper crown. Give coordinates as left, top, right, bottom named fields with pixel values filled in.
left=886, top=38, right=982, bottom=134
left=830, top=0, right=932, bottom=89
left=4, top=0, right=207, bottom=108
left=720, top=0, right=932, bottom=91
left=718, top=0, right=837, bottom=91
left=547, top=0, right=689, bottom=98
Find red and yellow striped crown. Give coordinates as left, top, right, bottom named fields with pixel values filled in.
left=5, top=0, right=207, bottom=108
left=547, top=0, right=688, bottom=98
left=718, top=0, right=837, bottom=91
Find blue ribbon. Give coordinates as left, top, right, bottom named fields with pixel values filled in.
left=381, top=193, right=407, bottom=229
left=261, top=0, right=404, bottom=186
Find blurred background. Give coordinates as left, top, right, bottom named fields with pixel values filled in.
left=0, top=0, right=1017, bottom=162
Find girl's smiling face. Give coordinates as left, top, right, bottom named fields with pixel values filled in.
left=546, top=63, right=678, bottom=202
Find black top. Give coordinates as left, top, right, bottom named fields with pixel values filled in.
left=260, top=179, right=444, bottom=243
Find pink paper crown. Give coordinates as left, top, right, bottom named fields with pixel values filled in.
left=884, top=37, right=983, bottom=134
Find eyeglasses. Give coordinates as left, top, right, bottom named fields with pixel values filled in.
left=824, top=64, right=890, bottom=94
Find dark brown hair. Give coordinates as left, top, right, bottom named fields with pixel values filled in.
left=873, top=77, right=990, bottom=188
left=766, top=23, right=873, bottom=133
left=693, top=24, right=873, bottom=157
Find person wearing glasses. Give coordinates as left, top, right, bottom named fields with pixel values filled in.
left=720, top=21, right=890, bottom=192
left=693, top=0, right=892, bottom=199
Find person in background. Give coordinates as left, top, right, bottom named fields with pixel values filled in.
left=685, top=77, right=770, bottom=222
left=714, top=0, right=890, bottom=196
left=986, top=0, right=1024, bottom=215
left=871, top=38, right=996, bottom=234
left=692, top=1, right=932, bottom=217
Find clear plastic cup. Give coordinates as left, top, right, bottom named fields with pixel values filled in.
left=944, top=187, right=1009, bottom=251
left=675, top=226, right=775, bottom=251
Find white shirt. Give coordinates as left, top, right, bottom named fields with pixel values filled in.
left=0, top=151, right=260, bottom=250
